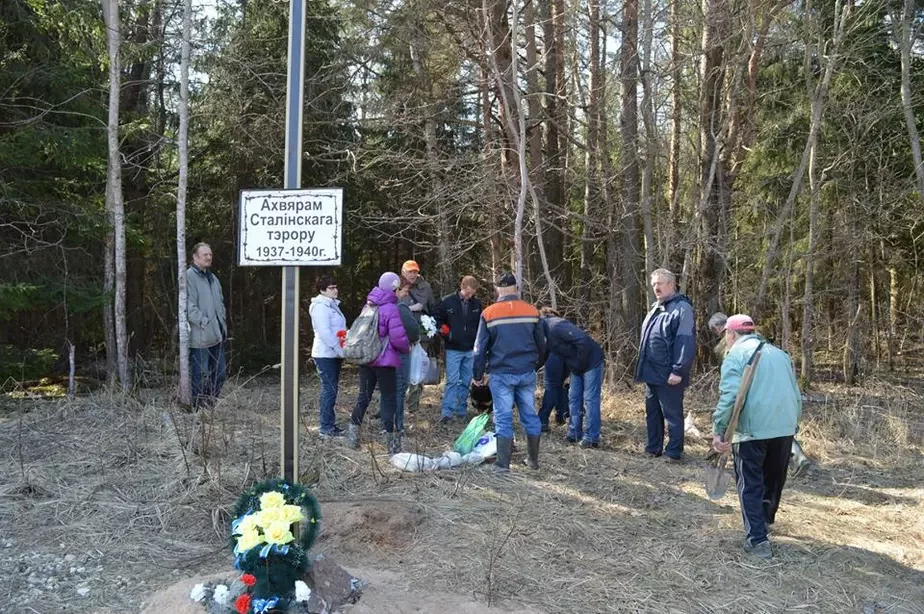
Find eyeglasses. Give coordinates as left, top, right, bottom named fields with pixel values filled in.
left=326, top=285, right=337, bottom=290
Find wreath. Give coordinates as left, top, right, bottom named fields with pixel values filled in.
left=226, top=479, right=321, bottom=613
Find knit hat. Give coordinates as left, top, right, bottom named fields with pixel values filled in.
left=725, top=314, right=756, bottom=333
left=495, top=272, right=517, bottom=288
left=378, top=272, right=401, bottom=292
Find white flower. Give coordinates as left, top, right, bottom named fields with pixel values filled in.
left=189, top=583, right=207, bottom=602
left=295, top=580, right=312, bottom=603
left=213, top=584, right=230, bottom=605
left=420, top=315, right=438, bottom=338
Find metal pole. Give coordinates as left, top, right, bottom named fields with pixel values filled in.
left=281, top=0, right=306, bottom=484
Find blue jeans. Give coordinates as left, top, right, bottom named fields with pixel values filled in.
left=567, top=362, right=603, bottom=443
left=394, top=352, right=411, bottom=432
left=315, top=357, right=342, bottom=433
left=538, top=353, right=568, bottom=426
left=190, top=343, right=226, bottom=408
left=645, top=383, right=685, bottom=458
left=442, top=349, right=474, bottom=418
left=488, top=372, right=541, bottom=439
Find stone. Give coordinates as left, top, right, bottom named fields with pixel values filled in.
left=77, top=587, right=90, bottom=597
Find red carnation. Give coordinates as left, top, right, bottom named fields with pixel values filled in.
left=241, top=573, right=256, bottom=587
left=336, top=329, right=347, bottom=338
left=235, top=593, right=252, bottom=614
left=440, top=324, right=450, bottom=336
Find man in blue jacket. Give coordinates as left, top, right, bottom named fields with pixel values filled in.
left=435, top=275, right=483, bottom=423
left=473, top=272, right=546, bottom=473
left=540, top=310, right=605, bottom=448
left=635, top=268, right=696, bottom=462
left=711, top=314, right=802, bottom=559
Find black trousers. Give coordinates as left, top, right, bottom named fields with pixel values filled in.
left=732, top=435, right=794, bottom=544
left=350, top=365, right=397, bottom=433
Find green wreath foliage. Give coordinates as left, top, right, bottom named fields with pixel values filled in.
left=229, top=479, right=322, bottom=601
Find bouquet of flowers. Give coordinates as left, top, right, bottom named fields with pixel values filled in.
left=336, top=329, right=347, bottom=348
left=226, top=479, right=321, bottom=612
left=420, top=314, right=438, bottom=338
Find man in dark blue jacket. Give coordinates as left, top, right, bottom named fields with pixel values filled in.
left=635, top=269, right=696, bottom=461
left=541, top=310, right=605, bottom=448
left=435, top=275, right=483, bottom=423
left=473, top=272, right=546, bottom=473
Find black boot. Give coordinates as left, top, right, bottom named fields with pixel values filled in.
left=524, top=435, right=540, bottom=470
left=494, top=436, right=512, bottom=474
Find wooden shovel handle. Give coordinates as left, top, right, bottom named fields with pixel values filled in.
left=722, top=350, right=763, bottom=443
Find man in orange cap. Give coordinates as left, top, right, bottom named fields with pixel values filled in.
left=399, top=260, right=438, bottom=414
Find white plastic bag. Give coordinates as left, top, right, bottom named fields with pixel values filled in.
left=408, top=343, right=429, bottom=386
left=390, top=452, right=438, bottom=472
left=470, top=431, right=497, bottom=460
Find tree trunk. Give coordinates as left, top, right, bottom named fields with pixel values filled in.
left=843, top=259, right=861, bottom=386
left=176, top=0, right=192, bottom=406
left=639, top=0, right=656, bottom=304
left=898, top=0, right=924, bottom=201
left=580, top=0, right=601, bottom=324
left=800, top=138, right=821, bottom=386
left=696, top=0, right=729, bottom=347
left=667, top=0, right=683, bottom=271
left=103, top=0, right=130, bottom=391
left=620, top=0, right=642, bottom=330
left=540, top=0, right=566, bottom=277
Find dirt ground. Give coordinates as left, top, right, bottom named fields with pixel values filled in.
left=1, top=365, right=922, bottom=613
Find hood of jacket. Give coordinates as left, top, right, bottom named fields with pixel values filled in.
left=310, top=294, right=341, bottom=309
left=367, top=286, right=398, bottom=307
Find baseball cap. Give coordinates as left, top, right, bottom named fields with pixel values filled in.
left=495, top=272, right=517, bottom=288
left=402, top=260, right=420, bottom=272
left=725, top=314, right=756, bottom=333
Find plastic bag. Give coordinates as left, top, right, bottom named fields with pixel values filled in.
left=453, top=413, right=491, bottom=455
left=408, top=343, right=429, bottom=386
left=472, top=432, right=497, bottom=458
left=423, top=357, right=440, bottom=385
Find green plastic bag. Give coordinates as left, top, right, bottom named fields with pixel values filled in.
left=453, top=413, right=491, bottom=455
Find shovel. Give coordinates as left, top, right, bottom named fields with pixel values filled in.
left=704, top=345, right=763, bottom=500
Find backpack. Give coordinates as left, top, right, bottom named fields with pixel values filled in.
left=342, top=304, right=383, bottom=365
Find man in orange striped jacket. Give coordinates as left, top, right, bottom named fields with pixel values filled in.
left=472, top=272, right=546, bottom=473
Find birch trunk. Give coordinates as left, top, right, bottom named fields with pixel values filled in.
left=103, top=0, right=130, bottom=391
left=176, top=0, right=192, bottom=406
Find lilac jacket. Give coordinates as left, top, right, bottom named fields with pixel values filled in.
left=365, top=286, right=411, bottom=368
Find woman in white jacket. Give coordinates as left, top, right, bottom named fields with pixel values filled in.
left=310, top=274, right=347, bottom=438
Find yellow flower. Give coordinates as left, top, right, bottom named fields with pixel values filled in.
left=234, top=514, right=260, bottom=535
left=254, top=507, right=283, bottom=528
left=280, top=504, right=304, bottom=524
left=259, top=491, right=286, bottom=509
left=263, top=521, right=295, bottom=545
left=236, top=528, right=263, bottom=553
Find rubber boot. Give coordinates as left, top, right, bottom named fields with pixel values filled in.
left=494, top=436, right=512, bottom=474
left=524, top=435, right=540, bottom=470
left=346, top=423, right=360, bottom=450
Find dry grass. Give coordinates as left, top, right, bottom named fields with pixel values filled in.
left=0, top=365, right=922, bottom=613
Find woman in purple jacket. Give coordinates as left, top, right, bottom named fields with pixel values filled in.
left=346, top=272, right=411, bottom=453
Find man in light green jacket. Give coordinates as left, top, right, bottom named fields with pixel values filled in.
left=187, top=243, right=227, bottom=409
left=711, top=314, right=802, bottom=560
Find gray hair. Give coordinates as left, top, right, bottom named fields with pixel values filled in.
left=650, top=268, right=676, bottom=284
left=708, top=312, right=728, bottom=331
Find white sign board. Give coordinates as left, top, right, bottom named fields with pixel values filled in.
left=238, top=188, right=343, bottom=266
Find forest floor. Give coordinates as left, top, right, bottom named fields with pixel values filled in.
left=0, top=364, right=922, bottom=613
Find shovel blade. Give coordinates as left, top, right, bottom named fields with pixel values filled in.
left=704, top=455, right=731, bottom=500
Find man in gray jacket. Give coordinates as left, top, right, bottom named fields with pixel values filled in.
left=187, top=243, right=227, bottom=409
